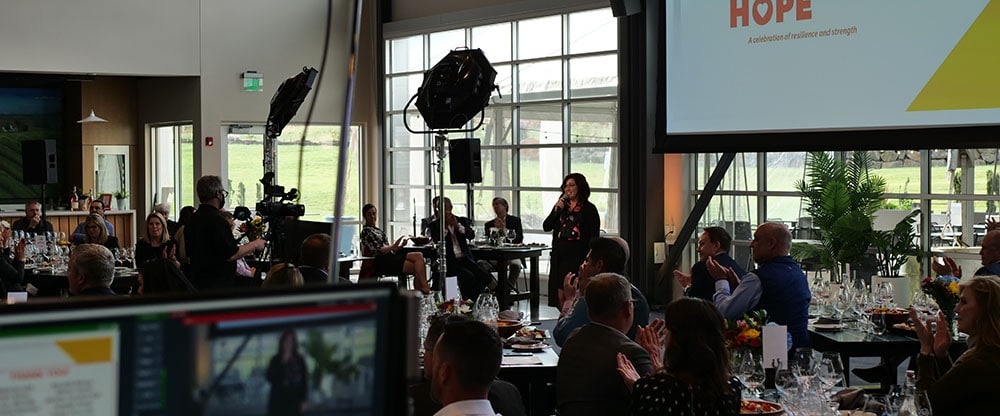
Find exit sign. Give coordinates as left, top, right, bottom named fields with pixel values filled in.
left=242, top=71, right=263, bottom=92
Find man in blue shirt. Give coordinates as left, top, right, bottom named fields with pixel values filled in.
left=554, top=236, right=650, bottom=346
left=708, top=222, right=811, bottom=349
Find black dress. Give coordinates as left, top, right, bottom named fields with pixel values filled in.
left=631, top=373, right=742, bottom=416
left=542, top=200, right=600, bottom=306
left=360, top=225, right=406, bottom=276
left=135, top=239, right=177, bottom=267
left=267, top=353, right=309, bottom=416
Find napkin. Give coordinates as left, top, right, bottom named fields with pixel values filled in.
left=832, top=388, right=867, bottom=410
left=499, top=310, right=524, bottom=321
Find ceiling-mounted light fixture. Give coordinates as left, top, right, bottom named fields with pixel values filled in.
left=77, top=109, right=107, bottom=124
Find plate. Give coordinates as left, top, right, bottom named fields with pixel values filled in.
left=813, top=323, right=846, bottom=332
left=741, top=399, right=783, bottom=415
left=511, top=342, right=550, bottom=352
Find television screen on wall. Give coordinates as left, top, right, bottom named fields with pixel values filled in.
left=0, top=87, right=63, bottom=201
left=655, top=0, right=1000, bottom=152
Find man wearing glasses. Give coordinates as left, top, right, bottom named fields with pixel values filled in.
left=185, top=175, right=266, bottom=290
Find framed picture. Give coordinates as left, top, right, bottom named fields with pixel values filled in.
left=99, top=193, right=113, bottom=210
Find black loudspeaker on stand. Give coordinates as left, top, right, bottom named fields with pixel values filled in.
left=448, top=138, right=482, bottom=184
left=22, top=139, right=58, bottom=185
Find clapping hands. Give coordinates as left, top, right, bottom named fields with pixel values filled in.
left=909, top=307, right=951, bottom=358
left=931, top=256, right=961, bottom=278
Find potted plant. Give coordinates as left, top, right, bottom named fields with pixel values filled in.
left=870, top=209, right=922, bottom=307
left=114, top=190, right=129, bottom=211
left=792, top=151, right=886, bottom=281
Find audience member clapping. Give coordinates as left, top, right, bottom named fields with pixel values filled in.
left=617, top=297, right=742, bottom=415
left=909, top=275, right=1000, bottom=414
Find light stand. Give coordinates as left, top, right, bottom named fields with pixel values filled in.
left=402, top=48, right=498, bottom=295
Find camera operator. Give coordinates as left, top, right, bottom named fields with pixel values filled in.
left=186, top=175, right=266, bottom=290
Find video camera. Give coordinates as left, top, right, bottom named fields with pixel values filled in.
left=233, top=172, right=305, bottom=221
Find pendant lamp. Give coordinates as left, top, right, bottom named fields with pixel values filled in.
left=77, top=109, right=108, bottom=123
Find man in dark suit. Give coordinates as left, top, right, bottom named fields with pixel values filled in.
left=675, top=226, right=746, bottom=301
left=409, top=314, right=526, bottom=416
left=420, top=196, right=441, bottom=237
left=298, top=233, right=351, bottom=285
left=557, top=273, right=653, bottom=416
left=428, top=197, right=493, bottom=298
left=553, top=237, right=650, bottom=346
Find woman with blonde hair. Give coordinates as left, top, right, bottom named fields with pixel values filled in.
left=135, top=212, right=177, bottom=267
left=77, top=213, right=119, bottom=250
left=262, top=263, right=304, bottom=288
left=910, top=275, right=1000, bottom=414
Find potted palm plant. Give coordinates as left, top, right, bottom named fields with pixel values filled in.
left=870, top=209, right=922, bottom=307
left=793, top=151, right=886, bottom=281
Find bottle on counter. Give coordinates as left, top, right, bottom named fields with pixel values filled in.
left=69, top=186, right=79, bottom=211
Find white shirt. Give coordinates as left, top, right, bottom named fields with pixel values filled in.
left=433, top=399, right=498, bottom=416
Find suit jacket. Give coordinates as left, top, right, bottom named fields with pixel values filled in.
left=557, top=323, right=653, bottom=416
left=428, top=216, right=476, bottom=261
left=484, top=215, right=524, bottom=244
left=687, top=252, right=745, bottom=301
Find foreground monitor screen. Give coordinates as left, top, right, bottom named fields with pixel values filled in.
left=0, top=284, right=409, bottom=415
left=660, top=0, right=1000, bottom=151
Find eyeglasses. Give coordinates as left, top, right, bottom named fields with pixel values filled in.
left=219, top=190, right=230, bottom=198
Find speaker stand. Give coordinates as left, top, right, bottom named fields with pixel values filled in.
left=434, top=132, right=448, bottom=287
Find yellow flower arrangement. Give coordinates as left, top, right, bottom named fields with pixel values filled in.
left=724, top=310, right=768, bottom=351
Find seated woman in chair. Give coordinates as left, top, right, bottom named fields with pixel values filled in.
left=480, top=197, right=524, bottom=300
left=77, top=214, right=120, bottom=251
left=360, top=203, right=430, bottom=294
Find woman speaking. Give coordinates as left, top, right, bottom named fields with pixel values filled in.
left=543, top=173, right=600, bottom=307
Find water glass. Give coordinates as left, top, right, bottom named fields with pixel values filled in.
left=871, top=311, right=888, bottom=335
left=876, top=281, right=895, bottom=308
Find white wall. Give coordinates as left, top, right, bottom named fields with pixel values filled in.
left=0, top=0, right=199, bottom=75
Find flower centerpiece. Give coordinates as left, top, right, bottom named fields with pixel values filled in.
left=921, top=275, right=961, bottom=336
left=239, top=216, right=266, bottom=241
left=724, top=310, right=768, bottom=352
left=436, top=298, right=474, bottom=319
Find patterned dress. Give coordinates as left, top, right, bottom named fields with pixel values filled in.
left=631, top=373, right=742, bottom=416
left=360, top=224, right=405, bottom=276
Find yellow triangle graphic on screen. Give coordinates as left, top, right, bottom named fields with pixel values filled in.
left=56, top=337, right=113, bottom=364
left=908, top=1, right=1000, bottom=111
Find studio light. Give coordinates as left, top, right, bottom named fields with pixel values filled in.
left=414, top=48, right=498, bottom=130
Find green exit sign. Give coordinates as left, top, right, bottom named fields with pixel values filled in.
left=242, top=71, right=263, bottom=92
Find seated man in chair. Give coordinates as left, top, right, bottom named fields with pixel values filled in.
left=427, top=197, right=493, bottom=298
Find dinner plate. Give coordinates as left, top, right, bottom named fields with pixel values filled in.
left=813, top=323, right=846, bottom=332
left=511, top=342, right=550, bottom=352
left=740, top=399, right=783, bottom=415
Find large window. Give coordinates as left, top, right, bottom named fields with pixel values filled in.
left=149, top=123, right=195, bottom=219
left=686, top=149, right=1000, bottom=270
left=383, top=8, right=620, bottom=275
left=225, top=124, right=363, bottom=222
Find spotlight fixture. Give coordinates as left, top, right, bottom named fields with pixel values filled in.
left=414, top=48, right=498, bottom=130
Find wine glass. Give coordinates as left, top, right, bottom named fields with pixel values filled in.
left=774, top=367, right=799, bottom=401
left=793, top=348, right=819, bottom=384
left=489, top=229, right=500, bottom=246
left=506, top=228, right=517, bottom=245
left=913, top=389, right=933, bottom=416
left=876, top=281, right=895, bottom=308
left=817, top=353, right=844, bottom=393
left=735, top=350, right=765, bottom=398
